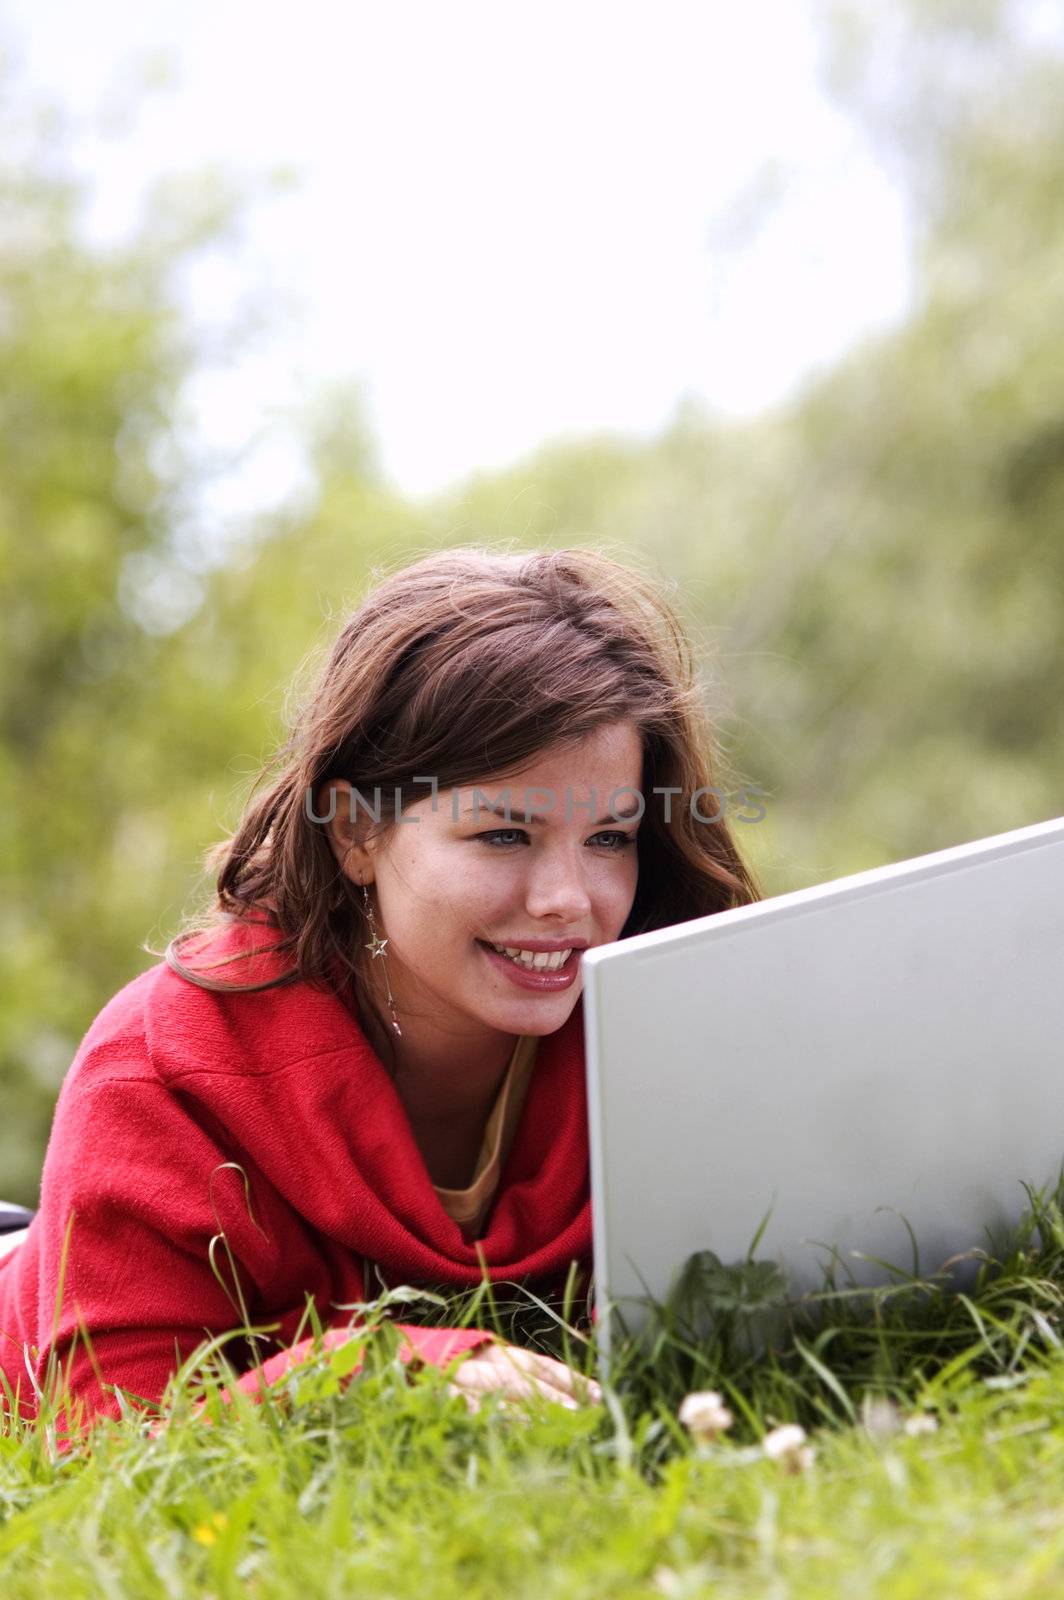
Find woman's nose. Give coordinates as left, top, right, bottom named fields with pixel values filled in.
left=523, top=849, right=593, bottom=924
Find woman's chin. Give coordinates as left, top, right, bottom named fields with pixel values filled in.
left=475, top=986, right=582, bottom=1037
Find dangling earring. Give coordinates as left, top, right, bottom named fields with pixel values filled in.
left=360, top=877, right=402, bottom=1038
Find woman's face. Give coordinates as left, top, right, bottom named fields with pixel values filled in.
left=325, top=720, right=643, bottom=1045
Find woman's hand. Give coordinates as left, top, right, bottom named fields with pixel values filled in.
left=447, top=1339, right=602, bottom=1414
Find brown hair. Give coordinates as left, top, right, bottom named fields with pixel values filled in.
left=162, top=544, right=763, bottom=1057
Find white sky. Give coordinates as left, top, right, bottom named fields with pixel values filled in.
left=2, top=1, right=911, bottom=513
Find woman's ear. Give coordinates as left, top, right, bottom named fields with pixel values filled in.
left=315, top=780, right=376, bottom=884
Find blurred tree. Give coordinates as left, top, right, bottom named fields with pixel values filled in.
left=0, top=56, right=299, bottom=1198
left=723, top=0, right=1064, bottom=878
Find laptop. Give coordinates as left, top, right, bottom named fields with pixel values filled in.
left=581, top=813, right=1064, bottom=1360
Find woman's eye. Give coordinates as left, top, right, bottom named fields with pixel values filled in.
left=476, top=829, right=635, bottom=850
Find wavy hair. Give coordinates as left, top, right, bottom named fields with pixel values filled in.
left=162, top=544, right=763, bottom=1062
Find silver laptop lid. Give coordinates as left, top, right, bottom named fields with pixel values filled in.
left=582, top=814, right=1064, bottom=1351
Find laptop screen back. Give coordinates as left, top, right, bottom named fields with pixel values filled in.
left=581, top=814, right=1064, bottom=1349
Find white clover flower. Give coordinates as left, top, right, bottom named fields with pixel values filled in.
left=678, top=1389, right=734, bottom=1441
left=861, top=1395, right=902, bottom=1438
left=762, top=1422, right=806, bottom=1458
left=762, top=1422, right=815, bottom=1473
left=903, top=1411, right=939, bottom=1437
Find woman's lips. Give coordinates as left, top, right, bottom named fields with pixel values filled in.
left=475, top=939, right=582, bottom=991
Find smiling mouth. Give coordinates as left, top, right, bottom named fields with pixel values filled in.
left=475, top=938, right=584, bottom=975
left=490, top=943, right=573, bottom=971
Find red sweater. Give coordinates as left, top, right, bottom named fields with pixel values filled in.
left=0, top=917, right=592, bottom=1428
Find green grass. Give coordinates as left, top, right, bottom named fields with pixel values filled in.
left=7, top=1178, right=1064, bottom=1597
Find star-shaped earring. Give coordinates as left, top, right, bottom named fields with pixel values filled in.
left=365, top=931, right=389, bottom=959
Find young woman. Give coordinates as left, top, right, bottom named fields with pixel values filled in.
left=0, top=545, right=761, bottom=1433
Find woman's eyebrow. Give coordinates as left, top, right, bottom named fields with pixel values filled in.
left=461, top=800, right=642, bottom=826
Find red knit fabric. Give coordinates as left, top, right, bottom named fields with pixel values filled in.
left=224, top=1325, right=493, bottom=1409
left=139, top=1325, right=498, bottom=1440
left=0, top=917, right=592, bottom=1433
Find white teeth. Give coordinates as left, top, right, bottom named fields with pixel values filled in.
left=491, top=944, right=572, bottom=971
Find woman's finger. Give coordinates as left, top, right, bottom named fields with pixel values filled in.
left=483, top=1342, right=602, bottom=1404
left=450, top=1354, right=580, bottom=1409
left=445, top=1381, right=532, bottom=1423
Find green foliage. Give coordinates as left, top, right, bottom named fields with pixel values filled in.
left=9, top=1181, right=1064, bottom=1594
